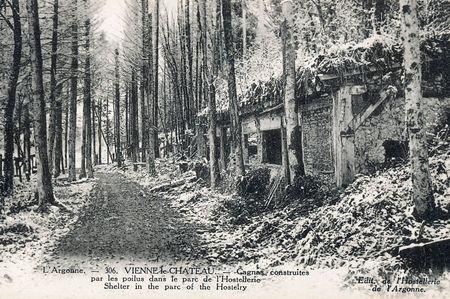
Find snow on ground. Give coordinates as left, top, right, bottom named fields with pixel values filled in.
left=98, top=137, right=450, bottom=293
left=0, top=174, right=96, bottom=277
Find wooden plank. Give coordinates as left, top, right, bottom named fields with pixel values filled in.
left=399, top=238, right=450, bottom=268
left=333, top=86, right=356, bottom=187
left=351, top=89, right=392, bottom=131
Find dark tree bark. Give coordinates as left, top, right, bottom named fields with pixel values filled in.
left=54, top=84, right=63, bottom=177
left=2, top=0, right=22, bottom=199
left=131, top=70, right=139, bottom=170
left=141, top=0, right=149, bottom=163
left=64, top=94, right=68, bottom=173
left=152, top=0, right=160, bottom=159
left=92, top=91, right=96, bottom=165
left=185, top=0, right=194, bottom=128
left=26, top=0, right=55, bottom=205
left=98, top=97, right=102, bottom=164
left=125, top=85, right=129, bottom=159
left=24, top=102, right=31, bottom=182
left=106, top=93, right=110, bottom=164
left=221, top=0, right=245, bottom=177
left=47, top=0, right=59, bottom=175
left=68, top=0, right=78, bottom=181
left=82, top=7, right=93, bottom=178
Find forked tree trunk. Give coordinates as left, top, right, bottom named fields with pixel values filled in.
left=221, top=0, right=245, bottom=177
left=400, top=0, right=435, bottom=220
left=27, top=0, right=55, bottom=205
left=2, top=0, right=22, bottom=199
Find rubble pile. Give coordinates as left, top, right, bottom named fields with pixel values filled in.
left=193, top=139, right=450, bottom=270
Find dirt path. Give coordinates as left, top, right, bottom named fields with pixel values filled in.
left=51, top=172, right=205, bottom=263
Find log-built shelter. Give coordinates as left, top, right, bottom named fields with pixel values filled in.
left=211, top=37, right=450, bottom=187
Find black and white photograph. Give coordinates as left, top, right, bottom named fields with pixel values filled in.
left=0, top=0, right=449, bottom=298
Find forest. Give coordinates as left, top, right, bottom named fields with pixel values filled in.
left=0, top=0, right=450, bottom=296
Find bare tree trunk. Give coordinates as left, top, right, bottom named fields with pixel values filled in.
left=92, top=93, right=96, bottom=164
left=400, top=0, right=435, bottom=220
left=54, top=84, right=63, bottom=177
left=15, top=97, right=23, bottom=183
left=114, top=48, right=122, bottom=167
left=141, top=0, right=149, bottom=163
left=47, top=0, right=59, bottom=175
left=68, top=0, right=78, bottom=181
left=98, top=97, right=102, bottom=164
left=125, top=86, right=129, bottom=160
left=106, top=94, right=110, bottom=164
left=131, top=70, right=139, bottom=170
left=2, top=0, right=22, bottom=199
left=208, top=83, right=219, bottom=188
left=64, top=95, right=68, bottom=172
left=221, top=0, right=245, bottom=177
left=147, top=12, right=156, bottom=174
left=196, top=0, right=206, bottom=158
left=202, top=0, right=219, bottom=188
left=185, top=0, right=195, bottom=129
left=83, top=6, right=93, bottom=178
left=27, top=0, right=55, bottom=205
left=281, top=0, right=303, bottom=184
left=153, top=0, right=160, bottom=159
left=24, top=103, right=31, bottom=182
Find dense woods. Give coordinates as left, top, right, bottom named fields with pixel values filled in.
left=0, top=0, right=449, bottom=294
left=1, top=0, right=447, bottom=214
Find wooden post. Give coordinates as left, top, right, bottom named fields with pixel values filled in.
left=333, top=85, right=366, bottom=187
left=255, top=116, right=264, bottom=164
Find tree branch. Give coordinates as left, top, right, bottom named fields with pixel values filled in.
left=0, top=11, right=13, bottom=30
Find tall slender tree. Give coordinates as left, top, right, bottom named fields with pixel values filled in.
left=68, top=0, right=79, bottom=181
left=114, top=48, right=122, bottom=167
left=2, top=0, right=22, bottom=199
left=201, top=0, right=219, bottom=187
left=131, top=69, right=139, bottom=170
left=141, top=0, right=149, bottom=163
left=221, top=0, right=245, bottom=177
left=26, top=0, right=55, bottom=205
left=152, top=0, right=160, bottom=159
left=281, top=0, right=303, bottom=184
left=82, top=0, right=93, bottom=178
left=47, top=0, right=59, bottom=175
left=400, top=0, right=436, bottom=220
left=54, top=84, right=63, bottom=177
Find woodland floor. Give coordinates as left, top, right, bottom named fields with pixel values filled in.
left=1, top=138, right=450, bottom=298
left=51, top=172, right=205, bottom=264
